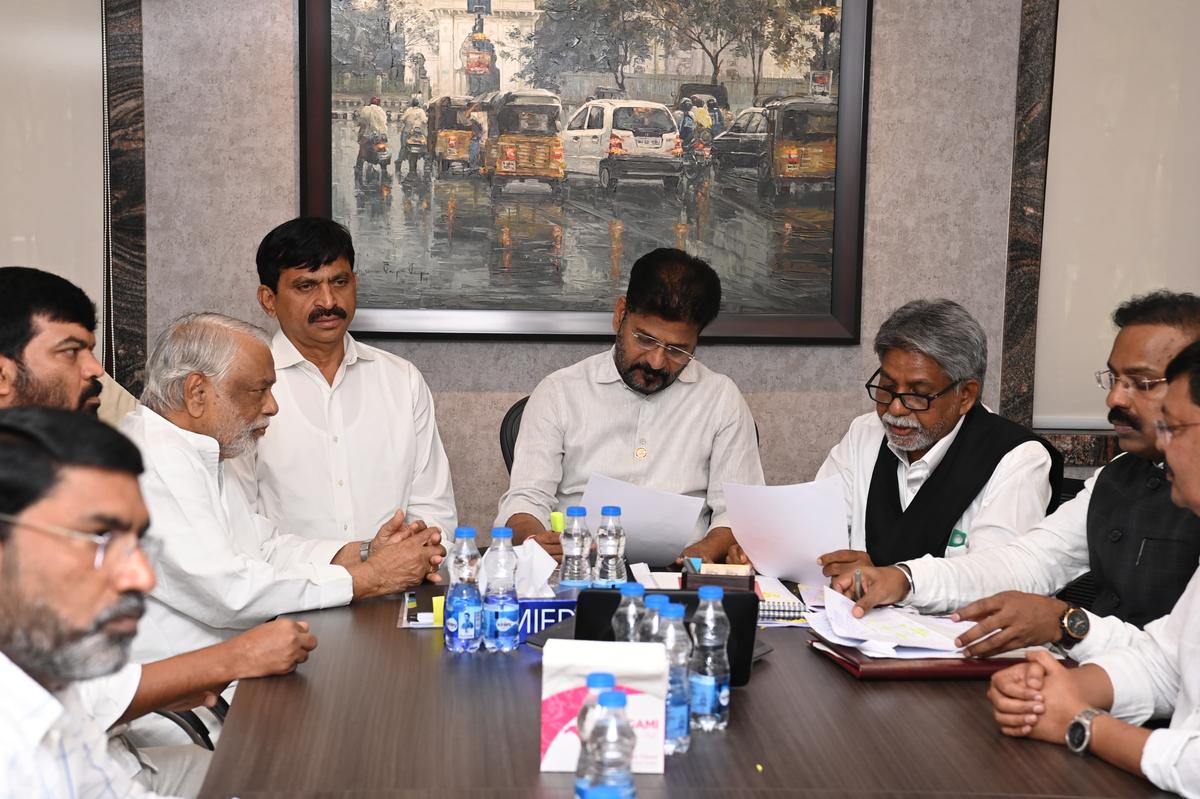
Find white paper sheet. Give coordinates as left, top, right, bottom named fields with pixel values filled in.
left=722, top=479, right=847, bottom=586
left=822, top=586, right=971, bottom=651
left=580, top=474, right=704, bottom=565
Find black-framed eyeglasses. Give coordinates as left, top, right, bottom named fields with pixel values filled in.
left=865, top=369, right=961, bottom=412
left=0, top=512, right=156, bottom=571
left=1096, top=369, right=1168, bottom=393
left=630, top=330, right=696, bottom=366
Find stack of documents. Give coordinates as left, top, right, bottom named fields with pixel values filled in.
left=809, top=586, right=984, bottom=659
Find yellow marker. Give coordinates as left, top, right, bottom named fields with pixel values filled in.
left=550, top=511, right=566, bottom=534
left=432, top=594, right=446, bottom=627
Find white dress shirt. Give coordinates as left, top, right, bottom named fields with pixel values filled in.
left=0, top=653, right=172, bottom=798
left=495, top=348, right=764, bottom=545
left=1088, top=568, right=1200, bottom=797
left=901, top=457, right=1157, bottom=661
left=815, top=410, right=1053, bottom=558
left=120, top=405, right=354, bottom=662
left=75, top=665, right=144, bottom=779
left=229, top=332, right=457, bottom=542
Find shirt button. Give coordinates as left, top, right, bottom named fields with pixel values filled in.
left=337, top=480, right=344, bottom=487
left=1108, top=529, right=1122, bottom=543
left=333, top=435, right=340, bottom=444
left=343, top=524, right=349, bottom=531
left=634, top=447, right=648, bottom=460
left=1146, top=476, right=1162, bottom=490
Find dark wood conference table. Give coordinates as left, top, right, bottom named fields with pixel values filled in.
left=199, top=594, right=1169, bottom=798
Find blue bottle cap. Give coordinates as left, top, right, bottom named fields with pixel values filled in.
left=618, top=582, right=645, bottom=597
left=661, top=602, right=686, bottom=619
left=698, top=585, right=724, bottom=601
left=598, top=690, right=627, bottom=709
left=643, top=594, right=670, bottom=610
left=490, top=526, right=513, bottom=539
left=566, top=506, right=587, bottom=517
left=454, top=527, right=477, bottom=539
left=586, top=672, right=616, bottom=689
left=601, top=505, right=622, bottom=516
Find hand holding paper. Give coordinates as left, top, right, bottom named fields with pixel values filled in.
left=580, top=474, right=704, bottom=565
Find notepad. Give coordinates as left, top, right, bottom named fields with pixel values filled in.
left=755, top=576, right=806, bottom=621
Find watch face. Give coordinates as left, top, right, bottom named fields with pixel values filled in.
left=1067, top=720, right=1088, bottom=751
left=1066, top=608, right=1090, bottom=639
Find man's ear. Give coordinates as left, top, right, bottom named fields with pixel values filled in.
left=612, top=296, right=627, bottom=334
left=257, top=285, right=278, bottom=319
left=0, top=356, right=18, bottom=407
left=958, top=379, right=981, bottom=414
left=181, top=372, right=211, bottom=419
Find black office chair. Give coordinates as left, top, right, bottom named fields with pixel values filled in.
left=499, top=395, right=761, bottom=474
left=1053, top=476, right=1098, bottom=610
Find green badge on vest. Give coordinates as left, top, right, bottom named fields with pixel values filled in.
left=948, top=529, right=968, bottom=548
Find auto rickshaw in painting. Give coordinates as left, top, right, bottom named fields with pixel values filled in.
left=756, top=97, right=838, bottom=200
left=480, top=90, right=566, bottom=200
left=428, top=95, right=476, bottom=177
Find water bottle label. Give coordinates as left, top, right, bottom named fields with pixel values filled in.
left=689, top=674, right=730, bottom=715
left=452, top=609, right=480, bottom=640
left=495, top=614, right=517, bottom=633
left=597, top=541, right=620, bottom=556
left=667, top=699, right=690, bottom=739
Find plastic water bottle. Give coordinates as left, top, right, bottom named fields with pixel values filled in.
left=574, top=672, right=616, bottom=797
left=654, top=603, right=692, bottom=754
left=584, top=787, right=625, bottom=799
left=482, top=527, right=520, bottom=653
left=579, top=691, right=637, bottom=798
left=688, top=585, right=731, bottom=731
left=611, top=581, right=645, bottom=642
left=559, top=506, right=592, bottom=587
left=594, top=506, right=627, bottom=586
left=444, top=527, right=483, bottom=654
left=635, top=594, right=669, bottom=642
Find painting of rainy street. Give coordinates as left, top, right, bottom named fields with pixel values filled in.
left=331, top=0, right=845, bottom=318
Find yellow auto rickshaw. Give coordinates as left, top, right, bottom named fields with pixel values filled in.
left=757, top=97, right=838, bottom=200
left=481, top=89, right=565, bottom=199
left=428, top=95, right=475, bottom=177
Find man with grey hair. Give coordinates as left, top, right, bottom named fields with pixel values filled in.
left=120, top=313, right=445, bottom=664
left=730, top=298, right=1061, bottom=572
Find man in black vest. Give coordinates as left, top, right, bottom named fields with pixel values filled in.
left=841, top=290, right=1200, bottom=663
left=728, top=298, right=1064, bottom=569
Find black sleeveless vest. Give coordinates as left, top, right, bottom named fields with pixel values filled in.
left=1086, top=454, right=1200, bottom=626
left=865, top=405, right=1064, bottom=566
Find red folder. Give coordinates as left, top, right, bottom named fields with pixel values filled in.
left=807, top=632, right=1074, bottom=680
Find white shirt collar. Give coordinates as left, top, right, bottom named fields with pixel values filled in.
left=885, top=412, right=967, bottom=471
left=0, top=652, right=65, bottom=747
left=271, top=330, right=375, bottom=372
left=136, top=405, right=221, bottom=475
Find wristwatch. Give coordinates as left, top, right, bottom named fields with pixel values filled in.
left=1058, top=605, right=1090, bottom=649
left=1066, top=708, right=1106, bottom=754
left=360, top=540, right=371, bottom=562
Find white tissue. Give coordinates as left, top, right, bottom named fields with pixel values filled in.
left=477, top=538, right=558, bottom=597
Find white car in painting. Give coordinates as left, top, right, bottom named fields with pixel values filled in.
left=562, top=100, right=683, bottom=192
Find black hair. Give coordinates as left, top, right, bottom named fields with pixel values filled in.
left=0, top=267, right=96, bottom=361
left=0, top=407, right=143, bottom=541
left=1112, top=290, right=1200, bottom=333
left=1165, top=338, right=1200, bottom=407
left=624, top=248, right=721, bottom=331
left=255, top=217, right=356, bottom=293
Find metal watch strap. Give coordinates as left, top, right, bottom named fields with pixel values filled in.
left=1067, top=708, right=1105, bottom=754
left=359, top=540, right=371, bottom=562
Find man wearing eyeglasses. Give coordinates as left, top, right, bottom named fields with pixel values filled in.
left=738, top=298, right=1062, bottom=576
left=0, top=406, right=179, bottom=796
left=839, top=291, right=1200, bottom=664
left=984, top=339, right=1200, bottom=797
left=496, top=247, right=764, bottom=563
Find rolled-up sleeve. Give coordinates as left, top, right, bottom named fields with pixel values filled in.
left=1089, top=605, right=1183, bottom=724
left=1141, top=729, right=1200, bottom=798
left=496, top=378, right=566, bottom=529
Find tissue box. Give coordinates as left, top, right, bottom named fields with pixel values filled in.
left=539, top=639, right=667, bottom=774
left=518, top=597, right=576, bottom=643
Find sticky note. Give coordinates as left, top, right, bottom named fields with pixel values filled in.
left=432, top=594, right=445, bottom=627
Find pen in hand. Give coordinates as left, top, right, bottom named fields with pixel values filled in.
left=852, top=568, right=863, bottom=602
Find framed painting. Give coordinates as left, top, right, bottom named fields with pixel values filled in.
left=301, top=0, right=870, bottom=340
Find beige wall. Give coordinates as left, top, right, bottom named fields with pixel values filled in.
left=143, top=0, right=1023, bottom=531
left=1, top=0, right=106, bottom=348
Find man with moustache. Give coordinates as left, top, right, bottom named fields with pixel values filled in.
left=735, top=298, right=1062, bottom=573
left=121, top=313, right=445, bottom=663
left=840, top=291, right=1200, bottom=663
left=496, top=247, right=765, bottom=562
left=0, top=406, right=175, bottom=796
left=0, top=268, right=318, bottom=795
left=229, top=217, right=457, bottom=548
left=984, top=339, right=1200, bottom=797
